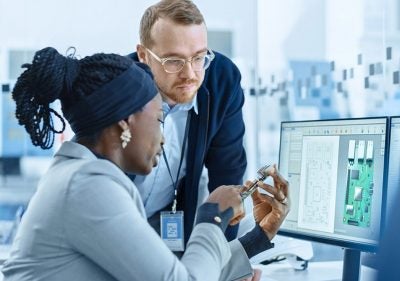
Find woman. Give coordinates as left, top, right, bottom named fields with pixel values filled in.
left=1, top=47, right=289, bottom=281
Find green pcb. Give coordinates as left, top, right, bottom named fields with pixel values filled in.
left=343, top=160, right=374, bottom=228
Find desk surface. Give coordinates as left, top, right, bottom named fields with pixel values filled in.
left=254, top=260, right=378, bottom=281
left=0, top=253, right=378, bottom=281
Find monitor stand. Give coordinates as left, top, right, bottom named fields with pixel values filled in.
left=342, top=249, right=361, bottom=281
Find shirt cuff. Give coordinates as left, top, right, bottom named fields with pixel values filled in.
left=238, top=224, right=274, bottom=258
left=195, top=202, right=233, bottom=233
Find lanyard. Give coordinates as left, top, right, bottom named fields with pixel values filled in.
left=162, top=110, right=192, bottom=213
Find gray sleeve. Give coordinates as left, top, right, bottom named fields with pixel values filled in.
left=219, top=240, right=254, bottom=281
left=63, top=174, right=233, bottom=281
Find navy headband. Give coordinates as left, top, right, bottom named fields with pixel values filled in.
left=64, top=62, right=158, bottom=137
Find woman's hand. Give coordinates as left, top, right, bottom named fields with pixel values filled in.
left=207, top=185, right=245, bottom=225
left=241, top=268, right=262, bottom=281
left=248, top=164, right=290, bottom=240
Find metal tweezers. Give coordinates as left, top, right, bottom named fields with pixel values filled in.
left=240, top=164, right=272, bottom=200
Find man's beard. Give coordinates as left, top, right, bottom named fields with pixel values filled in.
left=162, top=79, right=199, bottom=104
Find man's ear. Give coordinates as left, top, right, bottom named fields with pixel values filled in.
left=136, top=44, right=147, bottom=64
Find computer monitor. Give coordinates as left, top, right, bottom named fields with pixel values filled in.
left=387, top=116, right=400, bottom=216
left=278, top=117, right=389, bottom=281
left=362, top=116, right=400, bottom=269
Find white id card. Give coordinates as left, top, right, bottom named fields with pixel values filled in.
left=160, top=211, right=185, bottom=251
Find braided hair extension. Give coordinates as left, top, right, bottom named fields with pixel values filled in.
left=12, top=47, right=132, bottom=149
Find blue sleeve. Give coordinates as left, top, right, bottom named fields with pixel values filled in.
left=238, top=224, right=274, bottom=258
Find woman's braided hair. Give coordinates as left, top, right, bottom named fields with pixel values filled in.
left=12, top=47, right=132, bottom=149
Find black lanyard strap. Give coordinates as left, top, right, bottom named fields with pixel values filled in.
left=162, top=110, right=192, bottom=213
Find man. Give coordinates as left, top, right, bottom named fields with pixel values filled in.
left=129, top=0, right=247, bottom=244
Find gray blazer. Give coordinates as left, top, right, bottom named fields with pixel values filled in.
left=1, top=141, right=252, bottom=281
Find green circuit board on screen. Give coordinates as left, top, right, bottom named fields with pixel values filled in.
left=343, top=140, right=374, bottom=228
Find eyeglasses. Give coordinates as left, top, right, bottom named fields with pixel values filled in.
left=145, top=47, right=215, bottom=74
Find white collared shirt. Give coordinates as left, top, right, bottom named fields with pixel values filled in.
left=134, top=95, right=199, bottom=217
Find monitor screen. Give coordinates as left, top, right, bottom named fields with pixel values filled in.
left=278, top=117, right=389, bottom=252
left=387, top=117, right=400, bottom=216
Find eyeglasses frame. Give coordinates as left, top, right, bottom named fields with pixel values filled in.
left=145, top=47, right=215, bottom=74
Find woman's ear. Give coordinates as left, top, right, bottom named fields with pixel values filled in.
left=118, top=119, right=129, bottom=131
left=118, top=114, right=136, bottom=131
left=118, top=115, right=136, bottom=149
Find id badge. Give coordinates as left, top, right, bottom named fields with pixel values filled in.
left=160, top=211, right=185, bottom=251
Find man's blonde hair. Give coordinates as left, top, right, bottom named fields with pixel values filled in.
left=140, top=0, right=205, bottom=48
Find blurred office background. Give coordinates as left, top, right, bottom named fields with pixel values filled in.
left=0, top=0, right=399, bottom=267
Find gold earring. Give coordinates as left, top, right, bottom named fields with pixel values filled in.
left=120, top=128, right=132, bottom=149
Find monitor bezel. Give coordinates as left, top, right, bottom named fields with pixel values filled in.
left=277, top=116, right=390, bottom=253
